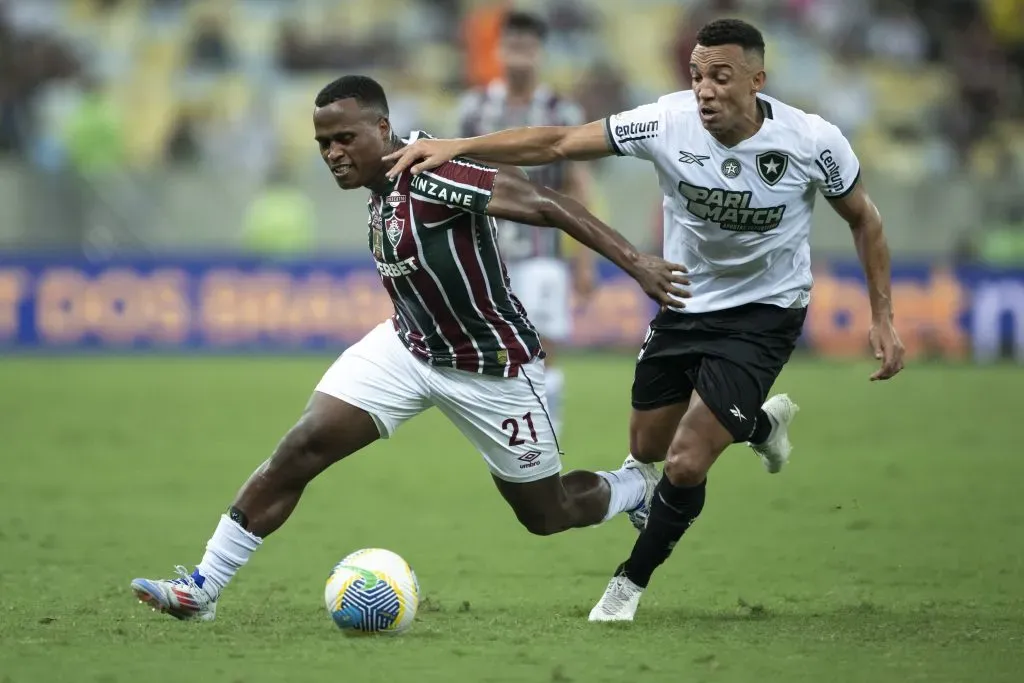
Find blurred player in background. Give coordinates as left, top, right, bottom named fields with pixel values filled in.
left=457, top=11, right=596, bottom=435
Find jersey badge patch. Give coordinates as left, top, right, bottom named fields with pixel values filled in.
left=721, top=158, right=741, bottom=179
left=386, top=216, right=405, bottom=247
left=756, top=151, right=789, bottom=186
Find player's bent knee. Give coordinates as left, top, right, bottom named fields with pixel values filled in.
left=663, top=436, right=714, bottom=487
left=629, top=435, right=667, bottom=464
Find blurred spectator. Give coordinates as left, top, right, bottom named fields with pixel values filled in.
left=573, top=61, right=630, bottom=122
left=671, top=0, right=741, bottom=89
left=188, top=11, right=234, bottom=71
left=61, top=74, right=125, bottom=177
left=0, top=1, right=80, bottom=158
left=865, top=1, right=929, bottom=64
left=462, top=1, right=510, bottom=88
left=942, top=16, right=1011, bottom=160
left=242, top=162, right=316, bottom=256
left=164, top=104, right=203, bottom=166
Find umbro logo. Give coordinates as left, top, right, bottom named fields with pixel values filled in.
left=678, top=151, right=711, bottom=166
left=517, top=450, right=542, bottom=469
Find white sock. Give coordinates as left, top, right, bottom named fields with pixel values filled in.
left=195, top=514, right=263, bottom=598
left=596, top=464, right=647, bottom=522
left=545, top=367, right=565, bottom=435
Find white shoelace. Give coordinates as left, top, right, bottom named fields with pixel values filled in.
left=599, top=578, right=635, bottom=613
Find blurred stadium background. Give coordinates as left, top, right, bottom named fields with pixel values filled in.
left=2, top=2, right=1023, bottom=681
left=0, top=0, right=1022, bottom=357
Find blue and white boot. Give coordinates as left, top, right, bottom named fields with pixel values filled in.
left=131, top=566, right=217, bottom=622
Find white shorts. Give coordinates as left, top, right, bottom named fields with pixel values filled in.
left=505, top=257, right=571, bottom=342
left=315, top=321, right=562, bottom=483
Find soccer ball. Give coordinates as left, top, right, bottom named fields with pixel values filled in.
left=324, top=548, right=420, bottom=635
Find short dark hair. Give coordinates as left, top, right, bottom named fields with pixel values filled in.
left=696, top=18, right=765, bottom=60
left=503, top=11, right=547, bottom=40
left=314, top=75, right=389, bottom=117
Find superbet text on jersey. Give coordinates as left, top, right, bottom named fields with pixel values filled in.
left=605, top=92, right=861, bottom=314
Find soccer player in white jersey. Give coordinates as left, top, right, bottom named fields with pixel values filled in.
left=385, top=18, right=906, bottom=622
left=457, top=11, right=596, bottom=434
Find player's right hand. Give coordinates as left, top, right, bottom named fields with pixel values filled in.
left=631, top=255, right=690, bottom=308
left=869, top=319, right=905, bottom=381
left=384, top=139, right=459, bottom=179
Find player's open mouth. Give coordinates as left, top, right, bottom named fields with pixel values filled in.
left=331, top=165, right=352, bottom=178
left=699, top=107, right=718, bottom=121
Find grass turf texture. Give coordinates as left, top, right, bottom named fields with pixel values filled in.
left=0, top=356, right=1021, bottom=683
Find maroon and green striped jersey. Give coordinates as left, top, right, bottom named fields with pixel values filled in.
left=366, top=131, right=543, bottom=377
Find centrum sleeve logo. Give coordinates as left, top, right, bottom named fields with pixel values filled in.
left=677, top=180, right=787, bottom=233
left=815, top=149, right=845, bottom=195
left=614, top=118, right=658, bottom=143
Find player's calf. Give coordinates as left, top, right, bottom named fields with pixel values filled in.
left=130, top=394, right=380, bottom=619
left=494, top=464, right=653, bottom=536
left=232, top=395, right=380, bottom=537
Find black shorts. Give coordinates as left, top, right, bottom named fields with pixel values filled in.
left=631, top=303, right=807, bottom=442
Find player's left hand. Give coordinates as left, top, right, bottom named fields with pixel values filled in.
left=632, top=255, right=690, bottom=308
left=869, top=318, right=905, bottom=381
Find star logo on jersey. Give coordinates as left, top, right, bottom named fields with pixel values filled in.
left=385, top=216, right=405, bottom=247
left=678, top=151, right=711, bottom=167
left=756, top=151, right=790, bottom=186
left=721, top=158, right=741, bottom=179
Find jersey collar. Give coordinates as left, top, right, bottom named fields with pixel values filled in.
left=703, top=97, right=774, bottom=151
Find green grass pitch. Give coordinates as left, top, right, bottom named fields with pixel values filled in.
left=1, top=355, right=1021, bottom=683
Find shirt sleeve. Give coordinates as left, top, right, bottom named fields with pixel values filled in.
left=409, top=158, right=498, bottom=215
left=809, top=116, right=861, bottom=199
left=603, top=100, right=666, bottom=161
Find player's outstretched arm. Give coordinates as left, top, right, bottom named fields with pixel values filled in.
left=485, top=166, right=689, bottom=308
left=385, top=121, right=613, bottom=179
left=827, top=182, right=905, bottom=381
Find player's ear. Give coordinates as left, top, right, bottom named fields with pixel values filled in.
left=752, top=69, right=766, bottom=95
left=378, top=116, right=392, bottom=142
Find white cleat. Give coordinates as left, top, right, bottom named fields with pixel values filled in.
left=588, top=574, right=645, bottom=622
left=623, top=455, right=660, bottom=532
left=131, top=565, right=217, bottom=622
left=749, top=393, right=800, bottom=474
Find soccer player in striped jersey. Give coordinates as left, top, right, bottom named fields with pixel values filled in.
left=457, top=11, right=596, bottom=434
left=128, top=75, right=689, bottom=622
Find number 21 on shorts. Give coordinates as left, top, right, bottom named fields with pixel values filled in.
left=501, top=412, right=538, bottom=447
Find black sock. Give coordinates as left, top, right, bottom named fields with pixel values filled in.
left=618, top=475, right=706, bottom=588
left=749, top=408, right=772, bottom=444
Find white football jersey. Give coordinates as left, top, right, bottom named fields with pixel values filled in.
left=605, top=91, right=861, bottom=314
